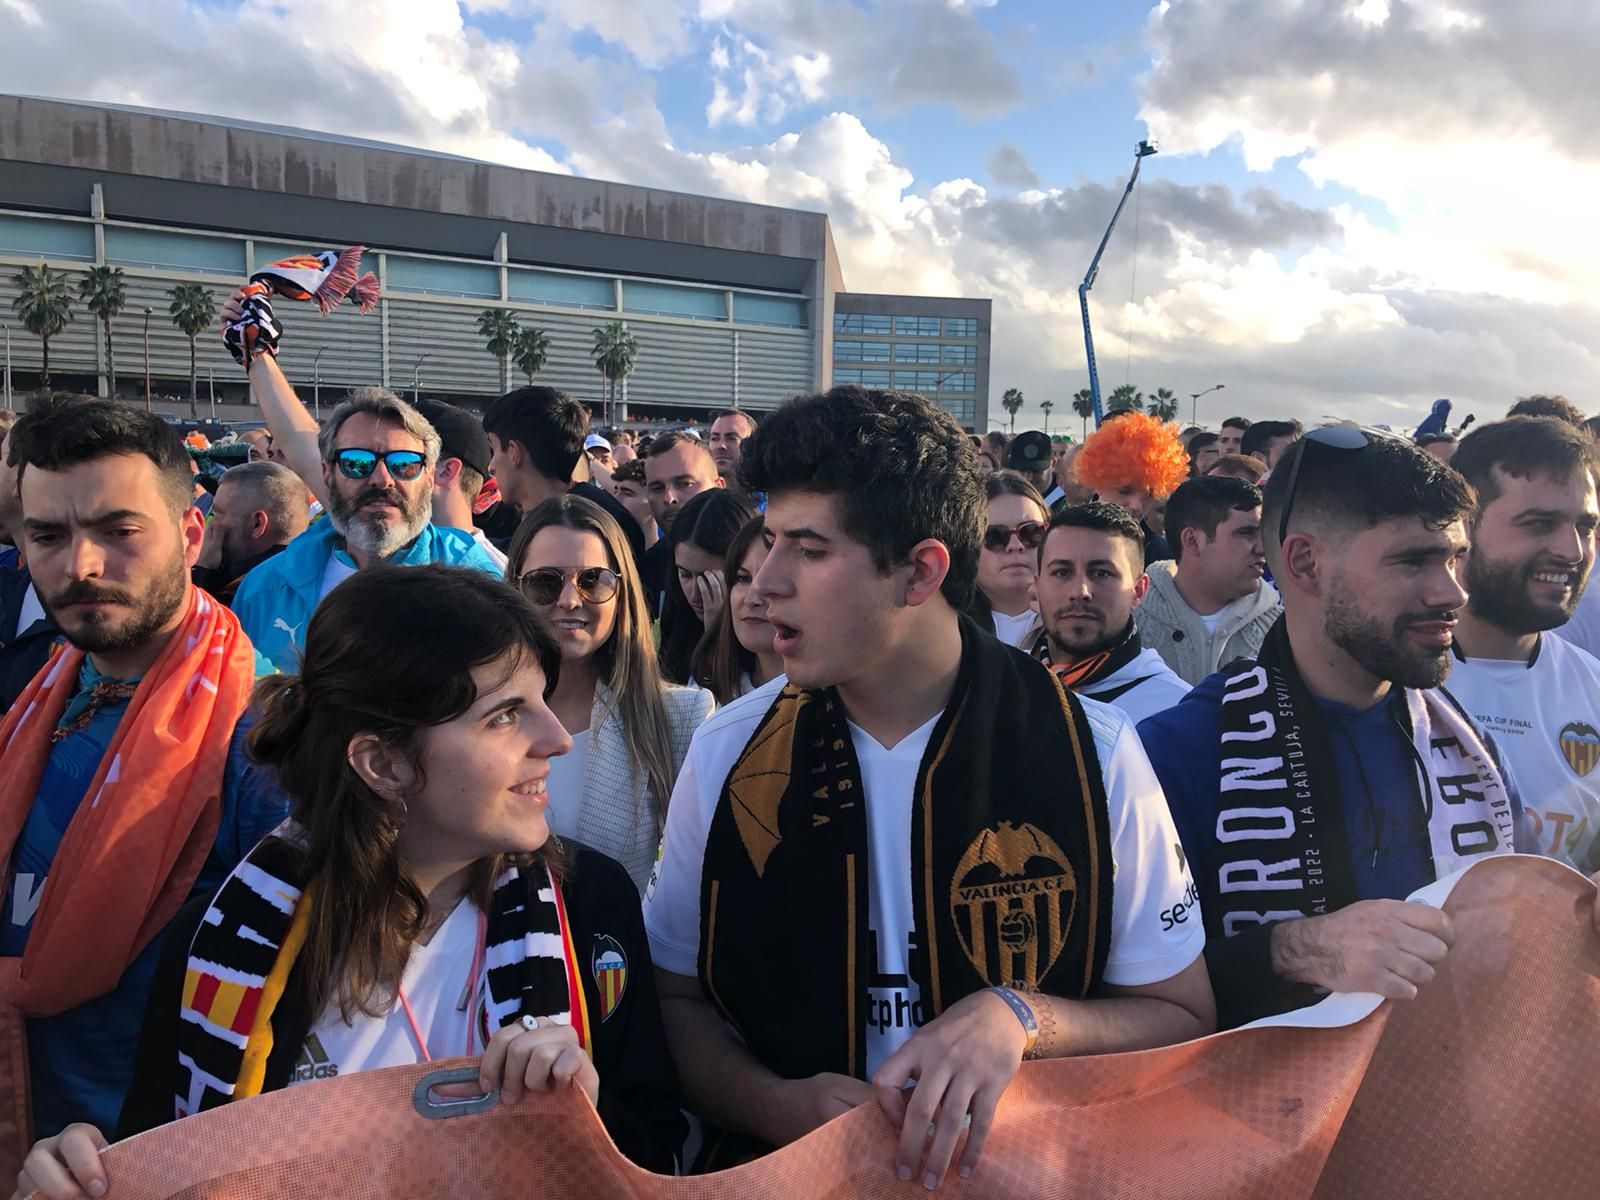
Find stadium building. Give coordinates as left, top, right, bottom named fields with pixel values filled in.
left=0, top=95, right=991, bottom=430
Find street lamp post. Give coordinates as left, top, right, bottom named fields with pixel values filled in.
left=1188, top=383, right=1225, bottom=428
left=2, top=324, right=10, bottom=410
left=142, top=307, right=153, bottom=413
left=313, top=346, right=325, bottom=420
left=413, top=353, right=431, bottom=404
left=209, top=368, right=216, bottom=420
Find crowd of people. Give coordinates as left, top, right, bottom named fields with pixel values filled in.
left=0, top=278, right=1596, bottom=1200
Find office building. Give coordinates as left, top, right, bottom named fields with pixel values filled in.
left=831, top=292, right=991, bottom=431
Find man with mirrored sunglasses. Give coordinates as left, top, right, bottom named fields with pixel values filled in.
left=232, top=390, right=501, bottom=672
left=1138, top=427, right=1523, bottom=1028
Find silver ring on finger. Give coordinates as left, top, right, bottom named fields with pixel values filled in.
left=520, top=1014, right=540, bottom=1032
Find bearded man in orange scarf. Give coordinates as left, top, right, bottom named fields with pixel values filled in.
left=0, top=397, right=286, bottom=1182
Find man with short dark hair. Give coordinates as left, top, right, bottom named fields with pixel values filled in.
left=1005, top=430, right=1053, bottom=495
left=413, top=398, right=507, bottom=570
left=233, top=389, right=499, bottom=672
left=1137, top=477, right=1281, bottom=685
left=1445, top=417, right=1600, bottom=871
left=647, top=388, right=1213, bottom=1183
left=708, top=409, right=758, bottom=479
left=191, top=461, right=311, bottom=605
left=610, top=458, right=659, bottom=550
left=1030, top=502, right=1191, bottom=723
left=1140, top=431, right=1520, bottom=1028
left=1186, top=431, right=1220, bottom=477
left=1508, top=394, right=1586, bottom=427
left=641, top=431, right=725, bottom=608
left=0, top=395, right=284, bottom=1164
left=1240, top=419, right=1302, bottom=471
left=482, top=385, right=645, bottom=568
left=1217, top=416, right=1251, bottom=457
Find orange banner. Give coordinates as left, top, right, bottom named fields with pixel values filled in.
left=73, top=855, right=1600, bottom=1200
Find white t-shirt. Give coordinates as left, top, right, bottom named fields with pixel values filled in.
left=645, top=677, right=1205, bottom=1076
left=470, top=527, right=509, bottom=572
left=990, top=609, right=1038, bottom=649
left=290, top=898, right=485, bottom=1086
left=319, top=552, right=358, bottom=601
left=545, top=728, right=591, bottom=840
left=1553, top=585, right=1600, bottom=661
left=1198, top=609, right=1225, bottom=637
left=1446, top=636, right=1600, bottom=870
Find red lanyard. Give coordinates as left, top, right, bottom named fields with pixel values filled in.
left=396, top=908, right=488, bottom=1063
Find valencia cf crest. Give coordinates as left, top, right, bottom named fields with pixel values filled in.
left=950, top=821, right=1076, bottom=989
left=1560, top=722, right=1600, bottom=777
left=591, top=934, right=628, bottom=1022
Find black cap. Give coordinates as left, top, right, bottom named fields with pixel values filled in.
left=414, top=399, right=492, bottom=477
left=1007, top=430, right=1052, bottom=471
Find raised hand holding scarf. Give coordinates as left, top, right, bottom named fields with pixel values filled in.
left=0, top=588, right=254, bottom=1175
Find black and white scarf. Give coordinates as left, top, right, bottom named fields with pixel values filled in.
left=175, top=831, right=588, bottom=1118
left=1212, top=618, right=1515, bottom=942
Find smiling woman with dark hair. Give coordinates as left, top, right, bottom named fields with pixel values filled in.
left=17, top=564, right=686, bottom=1200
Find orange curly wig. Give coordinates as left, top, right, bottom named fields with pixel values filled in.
left=1073, top=411, right=1190, bottom=499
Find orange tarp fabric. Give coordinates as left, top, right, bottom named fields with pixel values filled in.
left=74, top=856, right=1600, bottom=1200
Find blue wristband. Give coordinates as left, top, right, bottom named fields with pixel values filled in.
left=986, top=986, right=1040, bottom=1059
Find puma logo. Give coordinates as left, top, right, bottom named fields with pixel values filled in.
left=272, top=617, right=304, bottom=644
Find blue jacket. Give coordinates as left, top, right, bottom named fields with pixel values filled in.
left=233, top=520, right=501, bottom=672
left=1137, top=669, right=1522, bottom=1026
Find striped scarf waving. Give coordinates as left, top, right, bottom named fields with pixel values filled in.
left=176, top=833, right=589, bottom=1118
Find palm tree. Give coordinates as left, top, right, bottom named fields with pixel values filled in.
left=477, top=308, right=520, bottom=391
left=1108, top=384, right=1144, bottom=414
left=1000, top=387, right=1024, bottom=434
left=78, top=266, right=128, bottom=398
left=591, top=320, right=640, bottom=426
left=11, top=264, right=74, bottom=389
left=1149, top=387, right=1180, bottom=422
left=1071, top=388, right=1095, bottom=438
left=512, top=325, right=551, bottom=385
left=167, top=283, right=213, bottom=418
left=1040, top=398, right=1055, bottom=436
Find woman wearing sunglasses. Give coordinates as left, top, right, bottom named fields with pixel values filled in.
left=688, top=516, right=785, bottom=706
left=973, top=470, right=1049, bottom=647
left=508, top=496, right=712, bottom=893
left=13, top=566, right=686, bottom=1200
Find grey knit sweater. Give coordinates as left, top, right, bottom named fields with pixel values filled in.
left=1135, top=561, right=1282, bottom=686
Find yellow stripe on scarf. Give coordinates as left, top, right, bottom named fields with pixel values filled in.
left=235, top=884, right=315, bottom=1100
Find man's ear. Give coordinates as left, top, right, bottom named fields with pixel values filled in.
left=901, top=538, right=952, bottom=608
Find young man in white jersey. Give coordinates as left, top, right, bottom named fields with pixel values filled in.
left=1446, top=417, right=1600, bottom=871
left=645, top=386, right=1213, bottom=1188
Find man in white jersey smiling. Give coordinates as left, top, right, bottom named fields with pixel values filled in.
left=1445, top=416, right=1600, bottom=871
left=645, top=386, right=1213, bottom=1188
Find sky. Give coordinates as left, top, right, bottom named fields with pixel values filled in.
left=1, top=0, right=1593, bottom=433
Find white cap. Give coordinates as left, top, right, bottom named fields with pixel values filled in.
left=584, top=433, right=612, bottom=452
left=680, top=428, right=702, bottom=440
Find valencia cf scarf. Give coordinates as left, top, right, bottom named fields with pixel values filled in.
left=698, top=617, right=1113, bottom=1087
left=1210, top=617, right=1515, bottom=947
left=174, top=833, right=589, bottom=1118
left=222, top=246, right=379, bottom=368
left=1030, top=620, right=1145, bottom=692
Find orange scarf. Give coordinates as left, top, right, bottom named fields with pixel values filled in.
left=0, top=587, right=254, bottom=1175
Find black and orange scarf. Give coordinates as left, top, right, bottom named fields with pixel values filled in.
left=1030, top=620, right=1145, bottom=691
left=698, top=617, right=1113, bottom=1089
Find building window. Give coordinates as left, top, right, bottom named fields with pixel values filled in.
left=894, top=343, right=941, bottom=363
left=941, top=372, right=975, bottom=391
left=943, top=317, right=979, bottom=338
left=106, top=226, right=245, bottom=275
left=835, top=312, right=892, bottom=335
left=836, top=340, right=891, bottom=363
left=893, top=370, right=948, bottom=392
left=733, top=293, right=807, bottom=328
left=386, top=256, right=499, bottom=298
left=942, top=344, right=977, bottom=365
left=941, top=399, right=976, bottom=426
left=835, top=367, right=890, bottom=387
left=623, top=280, right=726, bottom=321
left=0, top=215, right=95, bottom=261
left=893, top=315, right=942, bottom=337
left=509, top=269, right=614, bottom=310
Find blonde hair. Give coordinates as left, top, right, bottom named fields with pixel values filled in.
left=507, top=496, right=680, bottom=819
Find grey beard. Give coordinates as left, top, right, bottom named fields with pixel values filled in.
left=330, top=499, right=430, bottom=561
